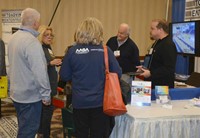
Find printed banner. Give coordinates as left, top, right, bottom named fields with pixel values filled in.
left=185, top=0, right=200, bottom=73
left=1, top=9, right=22, bottom=73
left=185, top=0, right=200, bottom=21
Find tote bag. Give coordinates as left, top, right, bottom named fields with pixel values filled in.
left=103, top=46, right=127, bottom=116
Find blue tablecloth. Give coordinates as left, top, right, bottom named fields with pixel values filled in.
left=151, top=87, right=200, bottom=100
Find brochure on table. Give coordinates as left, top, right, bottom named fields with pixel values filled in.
left=131, top=81, right=151, bottom=106
left=155, top=86, right=169, bottom=104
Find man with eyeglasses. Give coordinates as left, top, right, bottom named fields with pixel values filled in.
left=106, top=23, right=141, bottom=85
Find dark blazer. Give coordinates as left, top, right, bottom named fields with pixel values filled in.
left=0, top=39, right=6, bottom=76
left=42, top=44, right=58, bottom=96
left=148, top=35, right=177, bottom=88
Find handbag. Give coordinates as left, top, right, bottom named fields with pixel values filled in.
left=103, top=46, right=127, bottom=116
left=0, top=76, right=8, bottom=98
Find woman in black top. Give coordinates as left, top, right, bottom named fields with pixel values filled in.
left=37, top=25, right=62, bottom=138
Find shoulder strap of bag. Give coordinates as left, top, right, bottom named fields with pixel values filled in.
left=103, top=46, right=109, bottom=74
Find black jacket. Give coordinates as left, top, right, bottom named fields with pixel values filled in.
left=148, top=35, right=177, bottom=88
left=42, top=44, right=58, bottom=96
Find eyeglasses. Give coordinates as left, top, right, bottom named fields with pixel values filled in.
left=43, top=34, right=54, bottom=38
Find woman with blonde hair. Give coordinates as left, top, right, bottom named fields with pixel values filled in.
left=60, top=17, right=122, bottom=138
left=37, top=25, right=62, bottom=138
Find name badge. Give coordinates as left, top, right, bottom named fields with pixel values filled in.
left=48, top=49, right=53, bottom=55
left=48, top=49, right=55, bottom=58
left=114, top=50, right=120, bottom=57
left=149, top=48, right=153, bottom=54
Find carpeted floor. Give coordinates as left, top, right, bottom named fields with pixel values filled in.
left=0, top=115, right=17, bottom=138
left=0, top=98, right=64, bottom=138
left=50, top=108, right=63, bottom=138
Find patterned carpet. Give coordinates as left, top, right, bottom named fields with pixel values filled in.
left=0, top=99, right=64, bottom=138
left=0, top=115, right=17, bottom=138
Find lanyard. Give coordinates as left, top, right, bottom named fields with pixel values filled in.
left=148, top=40, right=158, bottom=69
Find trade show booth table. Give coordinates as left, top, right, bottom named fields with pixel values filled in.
left=151, top=87, right=200, bottom=100
left=110, top=87, right=200, bottom=138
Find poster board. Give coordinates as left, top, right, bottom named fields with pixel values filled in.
left=131, top=81, right=151, bottom=106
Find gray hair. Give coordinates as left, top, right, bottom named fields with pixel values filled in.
left=21, top=8, right=40, bottom=27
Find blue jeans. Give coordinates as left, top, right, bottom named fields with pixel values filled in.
left=13, top=101, right=42, bottom=138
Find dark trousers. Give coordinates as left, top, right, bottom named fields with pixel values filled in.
left=13, top=101, right=42, bottom=138
left=38, top=104, right=54, bottom=138
left=73, top=106, right=112, bottom=138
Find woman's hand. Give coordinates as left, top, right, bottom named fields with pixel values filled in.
left=50, top=58, right=62, bottom=66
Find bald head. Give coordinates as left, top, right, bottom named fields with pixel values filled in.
left=119, top=23, right=130, bottom=34
left=117, top=23, right=130, bottom=42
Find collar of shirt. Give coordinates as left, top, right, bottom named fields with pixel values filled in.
left=19, top=26, right=39, bottom=37
left=117, top=38, right=128, bottom=47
